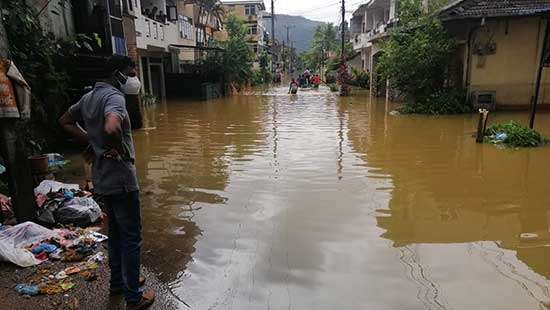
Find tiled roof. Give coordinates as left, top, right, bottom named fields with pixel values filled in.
left=439, top=0, right=550, bottom=20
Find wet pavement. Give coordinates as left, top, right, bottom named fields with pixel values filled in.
left=87, top=86, right=550, bottom=309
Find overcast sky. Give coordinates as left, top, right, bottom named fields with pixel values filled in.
left=271, top=0, right=364, bottom=23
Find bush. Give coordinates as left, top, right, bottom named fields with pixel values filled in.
left=329, top=84, right=339, bottom=92
left=376, top=0, right=458, bottom=114
left=485, top=121, right=543, bottom=147
left=399, top=89, right=471, bottom=115
left=351, top=68, right=369, bottom=89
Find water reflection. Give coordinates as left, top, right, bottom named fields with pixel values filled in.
left=134, top=96, right=269, bottom=283
left=344, top=97, right=550, bottom=307
left=111, top=87, right=550, bottom=309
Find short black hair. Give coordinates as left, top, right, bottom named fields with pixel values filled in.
left=104, top=54, right=136, bottom=77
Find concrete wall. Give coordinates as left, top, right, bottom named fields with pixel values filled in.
left=466, top=17, right=550, bottom=108
left=176, top=1, right=195, bottom=64
left=29, top=0, right=75, bottom=39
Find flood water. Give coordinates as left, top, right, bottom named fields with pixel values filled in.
left=130, top=86, right=550, bottom=309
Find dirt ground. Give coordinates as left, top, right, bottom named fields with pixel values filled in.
left=0, top=249, right=180, bottom=310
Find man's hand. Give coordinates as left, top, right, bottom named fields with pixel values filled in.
left=104, top=113, right=126, bottom=158
left=103, top=148, right=122, bottom=161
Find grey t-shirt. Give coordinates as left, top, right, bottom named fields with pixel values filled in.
left=68, top=82, right=139, bottom=195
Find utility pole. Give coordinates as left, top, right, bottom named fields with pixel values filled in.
left=0, top=7, right=36, bottom=222
left=529, top=18, right=549, bottom=129
left=271, top=0, right=275, bottom=72
left=284, top=25, right=295, bottom=74
left=341, top=0, right=346, bottom=61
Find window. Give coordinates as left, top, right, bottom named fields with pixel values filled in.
left=167, top=6, right=178, bottom=22
left=249, top=25, right=257, bottom=35
left=245, top=4, right=256, bottom=16
left=179, top=15, right=193, bottom=40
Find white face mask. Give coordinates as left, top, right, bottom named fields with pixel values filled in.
left=121, top=76, right=142, bottom=95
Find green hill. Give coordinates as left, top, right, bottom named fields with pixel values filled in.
left=273, top=14, right=325, bottom=53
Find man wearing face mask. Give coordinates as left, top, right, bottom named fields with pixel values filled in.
left=121, top=68, right=143, bottom=130
left=59, top=55, right=155, bottom=309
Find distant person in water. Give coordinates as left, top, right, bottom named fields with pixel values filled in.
left=303, top=68, right=312, bottom=85
left=289, top=78, right=299, bottom=94
left=312, top=74, right=321, bottom=88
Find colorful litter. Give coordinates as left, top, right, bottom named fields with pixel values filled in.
left=34, top=180, right=100, bottom=227
left=0, top=221, right=107, bottom=267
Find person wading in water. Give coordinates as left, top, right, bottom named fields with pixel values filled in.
left=59, top=55, right=155, bottom=310
left=289, top=78, right=299, bottom=94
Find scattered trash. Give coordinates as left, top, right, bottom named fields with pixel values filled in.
left=55, top=197, right=101, bottom=227
left=55, top=270, right=68, bottom=280
left=34, top=180, right=80, bottom=196
left=40, top=283, right=64, bottom=295
left=31, top=243, right=58, bottom=254
left=64, top=266, right=81, bottom=275
left=0, top=222, right=56, bottom=267
left=389, top=110, right=400, bottom=116
left=80, top=270, right=97, bottom=281
left=87, top=232, right=108, bottom=243
left=494, top=133, right=508, bottom=142
left=15, top=284, right=40, bottom=296
left=85, top=261, right=98, bottom=270
left=87, top=251, right=105, bottom=263
left=60, top=282, right=75, bottom=291
left=44, top=153, right=70, bottom=169
left=49, top=249, right=63, bottom=260
left=520, top=233, right=539, bottom=240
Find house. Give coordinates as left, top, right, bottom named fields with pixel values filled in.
left=28, top=0, right=75, bottom=40
left=349, top=0, right=399, bottom=94
left=130, top=0, right=214, bottom=98
left=438, top=0, right=550, bottom=109
left=220, top=0, right=268, bottom=68
left=184, top=0, right=223, bottom=61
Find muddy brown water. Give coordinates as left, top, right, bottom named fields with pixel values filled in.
left=74, top=86, right=550, bottom=309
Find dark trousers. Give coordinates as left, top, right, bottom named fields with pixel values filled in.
left=105, top=190, right=143, bottom=302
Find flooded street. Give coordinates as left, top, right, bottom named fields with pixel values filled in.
left=131, top=85, right=550, bottom=310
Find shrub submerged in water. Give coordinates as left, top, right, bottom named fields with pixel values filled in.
left=485, top=121, right=543, bottom=147
left=399, top=89, right=471, bottom=115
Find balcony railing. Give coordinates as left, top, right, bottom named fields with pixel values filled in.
left=136, top=15, right=178, bottom=50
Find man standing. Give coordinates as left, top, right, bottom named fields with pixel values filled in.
left=59, top=55, right=155, bottom=309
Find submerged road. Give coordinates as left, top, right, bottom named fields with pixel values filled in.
left=130, top=85, right=550, bottom=310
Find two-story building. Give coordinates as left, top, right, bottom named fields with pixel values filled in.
left=350, top=0, right=398, bottom=93
left=220, top=0, right=268, bottom=68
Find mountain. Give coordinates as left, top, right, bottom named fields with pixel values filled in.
left=272, top=15, right=325, bottom=53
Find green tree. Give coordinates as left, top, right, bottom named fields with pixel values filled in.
left=302, top=23, right=338, bottom=71
left=206, top=13, right=253, bottom=90
left=196, top=0, right=225, bottom=45
left=376, top=0, right=468, bottom=114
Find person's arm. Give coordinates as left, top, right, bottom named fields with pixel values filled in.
left=59, top=103, right=88, bottom=144
left=103, top=94, right=126, bottom=159
left=104, top=113, right=124, bottom=155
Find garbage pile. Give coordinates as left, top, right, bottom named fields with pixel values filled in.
left=0, top=221, right=108, bottom=297
left=35, top=180, right=101, bottom=227
left=0, top=221, right=107, bottom=267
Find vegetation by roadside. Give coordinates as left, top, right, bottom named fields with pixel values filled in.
left=484, top=121, right=545, bottom=148
left=205, top=13, right=254, bottom=91
left=3, top=1, right=98, bottom=152
left=377, top=0, right=471, bottom=115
